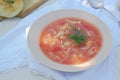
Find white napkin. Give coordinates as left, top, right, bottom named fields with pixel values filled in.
left=0, top=0, right=119, bottom=80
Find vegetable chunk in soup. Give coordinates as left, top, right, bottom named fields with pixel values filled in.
left=39, top=17, right=102, bottom=65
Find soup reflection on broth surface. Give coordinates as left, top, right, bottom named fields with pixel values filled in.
left=39, top=17, right=102, bottom=65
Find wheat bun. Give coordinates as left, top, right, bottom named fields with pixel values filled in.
left=0, top=0, right=23, bottom=18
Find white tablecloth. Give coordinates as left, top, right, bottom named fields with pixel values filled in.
left=0, top=0, right=120, bottom=80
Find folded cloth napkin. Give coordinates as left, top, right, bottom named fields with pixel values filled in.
left=0, top=0, right=119, bottom=80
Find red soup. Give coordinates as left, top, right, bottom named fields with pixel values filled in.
left=39, top=17, right=102, bottom=65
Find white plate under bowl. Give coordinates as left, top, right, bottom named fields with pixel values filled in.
left=27, top=9, right=112, bottom=72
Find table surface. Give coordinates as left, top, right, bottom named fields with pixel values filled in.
left=0, top=0, right=120, bottom=80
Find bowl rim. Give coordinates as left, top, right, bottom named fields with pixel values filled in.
left=27, top=9, right=112, bottom=72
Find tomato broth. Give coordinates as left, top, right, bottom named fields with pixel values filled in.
left=39, top=17, right=102, bottom=65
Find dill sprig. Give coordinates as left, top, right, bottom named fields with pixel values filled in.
left=68, top=24, right=87, bottom=45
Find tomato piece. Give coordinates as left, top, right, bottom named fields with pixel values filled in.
left=52, top=46, right=61, bottom=52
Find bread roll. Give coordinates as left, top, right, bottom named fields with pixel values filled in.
left=0, top=0, right=23, bottom=18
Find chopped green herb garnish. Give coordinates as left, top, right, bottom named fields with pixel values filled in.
left=68, top=24, right=87, bottom=45
left=69, top=33, right=87, bottom=45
